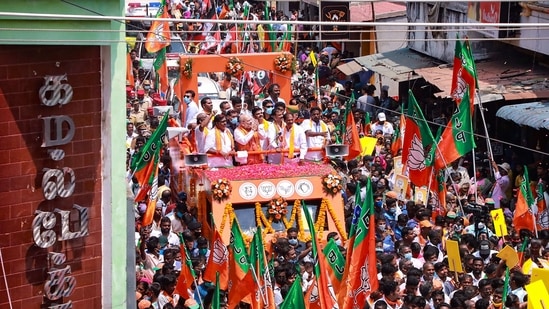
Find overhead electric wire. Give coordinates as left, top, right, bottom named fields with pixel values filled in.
left=2, top=10, right=549, bottom=28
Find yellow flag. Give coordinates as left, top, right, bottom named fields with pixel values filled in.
left=490, top=208, right=508, bottom=236
left=359, top=136, right=377, bottom=157
left=525, top=280, right=549, bottom=309
left=310, top=52, right=317, bottom=67
left=446, top=240, right=463, bottom=273
left=496, top=245, right=519, bottom=268
left=532, top=268, right=549, bottom=292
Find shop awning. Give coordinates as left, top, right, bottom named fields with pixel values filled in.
left=337, top=48, right=443, bottom=82
left=496, top=102, right=549, bottom=130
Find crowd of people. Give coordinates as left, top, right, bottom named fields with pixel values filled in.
left=127, top=66, right=549, bottom=308
left=125, top=3, right=549, bottom=309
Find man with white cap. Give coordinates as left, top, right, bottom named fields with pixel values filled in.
left=371, top=112, right=394, bottom=136
left=490, top=159, right=511, bottom=209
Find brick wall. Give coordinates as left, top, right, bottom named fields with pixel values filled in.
left=0, top=46, right=103, bottom=308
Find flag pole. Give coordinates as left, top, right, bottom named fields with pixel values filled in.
left=475, top=91, right=494, bottom=178
left=248, top=262, right=269, bottom=306
left=471, top=147, right=478, bottom=203
left=431, top=138, right=465, bottom=216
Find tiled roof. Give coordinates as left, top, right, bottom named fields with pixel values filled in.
left=416, top=57, right=549, bottom=102
left=350, top=2, right=406, bottom=22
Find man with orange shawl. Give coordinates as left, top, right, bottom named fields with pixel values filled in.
left=234, top=114, right=263, bottom=165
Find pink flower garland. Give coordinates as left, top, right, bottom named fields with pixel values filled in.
left=204, top=162, right=335, bottom=182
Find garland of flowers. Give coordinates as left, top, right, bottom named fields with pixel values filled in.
left=314, top=199, right=328, bottom=240
left=225, top=56, right=244, bottom=78
left=219, top=203, right=235, bottom=234
left=268, top=197, right=288, bottom=220
left=282, top=200, right=306, bottom=241
left=274, top=52, right=295, bottom=74
left=255, top=202, right=275, bottom=234
left=322, top=172, right=343, bottom=196
left=312, top=198, right=348, bottom=242
left=211, top=178, right=232, bottom=202
left=255, top=200, right=307, bottom=242
left=325, top=199, right=348, bottom=241
left=182, top=58, right=193, bottom=79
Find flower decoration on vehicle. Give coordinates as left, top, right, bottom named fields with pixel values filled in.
left=268, top=196, right=288, bottom=221
left=322, top=172, right=343, bottom=196
left=182, top=58, right=193, bottom=79
left=211, top=178, right=232, bottom=202
left=274, top=52, right=296, bottom=74
left=226, top=57, right=244, bottom=78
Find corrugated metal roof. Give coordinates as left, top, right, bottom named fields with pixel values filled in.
left=352, top=48, right=443, bottom=82
left=496, top=102, right=549, bottom=130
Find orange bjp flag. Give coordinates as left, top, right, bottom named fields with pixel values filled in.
left=514, top=165, right=535, bottom=232
left=126, top=52, right=135, bottom=87
left=344, top=107, right=362, bottom=161
left=339, top=179, right=379, bottom=309
left=202, top=228, right=229, bottom=290
left=175, top=241, right=196, bottom=299
left=145, top=2, right=171, bottom=53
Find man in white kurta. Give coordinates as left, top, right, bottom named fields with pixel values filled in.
left=204, top=116, right=235, bottom=167
left=301, top=106, right=330, bottom=161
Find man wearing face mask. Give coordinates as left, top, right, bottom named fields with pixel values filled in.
left=383, top=198, right=398, bottom=230
left=262, top=99, right=275, bottom=122
left=184, top=90, right=199, bottom=129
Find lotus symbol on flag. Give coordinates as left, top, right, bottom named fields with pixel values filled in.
left=407, top=134, right=427, bottom=171
left=154, top=24, right=167, bottom=42
left=539, top=209, right=549, bottom=229
left=212, top=238, right=228, bottom=265
left=451, top=67, right=468, bottom=100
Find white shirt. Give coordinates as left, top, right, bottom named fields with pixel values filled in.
left=150, top=230, right=180, bottom=248
left=266, top=95, right=286, bottom=104
left=257, top=120, right=275, bottom=150
left=280, top=124, right=307, bottom=162
left=185, top=101, right=200, bottom=128
left=301, top=119, right=330, bottom=161
left=195, top=126, right=209, bottom=153
left=204, top=128, right=234, bottom=167
left=371, top=121, right=394, bottom=136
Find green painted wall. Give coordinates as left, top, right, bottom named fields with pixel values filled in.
left=0, top=1, right=130, bottom=308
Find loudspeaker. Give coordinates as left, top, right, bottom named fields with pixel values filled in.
left=325, top=144, right=349, bottom=157
left=153, top=106, right=175, bottom=116
left=184, top=154, right=208, bottom=166
left=166, top=127, right=189, bottom=139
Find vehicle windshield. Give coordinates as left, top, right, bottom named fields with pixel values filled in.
left=140, top=38, right=186, bottom=59
left=167, top=42, right=186, bottom=54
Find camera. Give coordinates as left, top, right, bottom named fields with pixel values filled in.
left=462, top=203, right=489, bottom=217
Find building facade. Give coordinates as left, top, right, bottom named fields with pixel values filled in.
left=0, top=1, right=129, bottom=308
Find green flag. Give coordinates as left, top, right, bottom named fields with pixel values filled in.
left=230, top=218, right=250, bottom=274
left=130, top=113, right=168, bottom=173
left=249, top=227, right=266, bottom=277
left=434, top=88, right=475, bottom=169
left=279, top=275, right=305, bottom=309
left=322, top=238, right=345, bottom=282
left=401, top=90, right=436, bottom=187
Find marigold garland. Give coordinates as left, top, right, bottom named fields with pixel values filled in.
left=322, top=172, right=343, bottom=196
left=211, top=178, right=231, bottom=202
left=219, top=203, right=235, bottom=234
left=268, top=196, right=288, bottom=221
left=255, top=199, right=307, bottom=242
left=225, top=56, right=244, bottom=78
left=312, top=198, right=348, bottom=242
left=183, top=58, right=193, bottom=79
left=274, top=52, right=295, bottom=73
